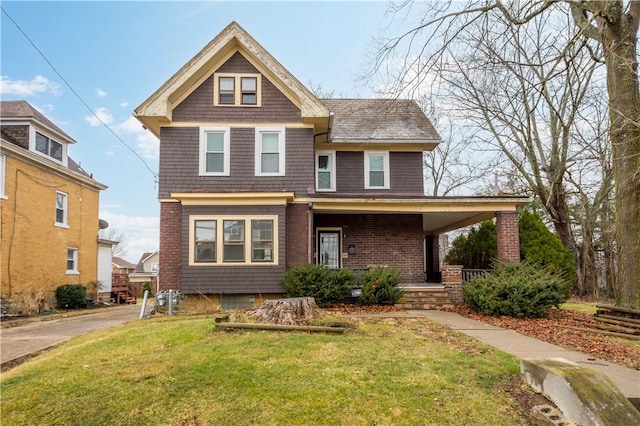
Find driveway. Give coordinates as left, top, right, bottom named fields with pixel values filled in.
left=1, top=305, right=141, bottom=368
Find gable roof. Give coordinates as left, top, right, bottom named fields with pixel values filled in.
left=112, top=256, right=136, bottom=270
left=135, top=21, right=330, bottom=137
left=0, top=100, right=76, bottom=144
left=321, top=98, right=440, bottom=145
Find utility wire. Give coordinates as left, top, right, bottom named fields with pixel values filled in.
left=1, top=6, right=158, bottom=179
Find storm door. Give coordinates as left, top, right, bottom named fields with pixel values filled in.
left=318, top=231, right=341, bottom=269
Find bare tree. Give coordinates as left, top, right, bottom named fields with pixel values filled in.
left=369, top=1, right=638, bottom=308
left=98, top=227, right=127, bottom=258
left=418, top=95, right=491, bottom=196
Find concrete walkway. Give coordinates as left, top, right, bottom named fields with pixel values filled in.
left=350, top=310, right=640, bottom=402
left=1, top=305, right=140, bottom=365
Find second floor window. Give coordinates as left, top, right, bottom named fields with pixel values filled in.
left=199, top=126, right=230, bottom=176
left=55, top=191, right=68, bottom=227
left=255, top=127, right=285, bottom=176
left=316, top=151, right=335, bottom=191
left=365, top=151, right=390, bottom=189
left=36, top=132, right=63, bottom=162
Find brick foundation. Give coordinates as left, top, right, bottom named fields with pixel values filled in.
left=496, top=210, right=521, bottom=263
left=159, top=202, right=182, bottom=291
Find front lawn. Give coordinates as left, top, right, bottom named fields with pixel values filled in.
left=1, top=315, right=532, bottom=425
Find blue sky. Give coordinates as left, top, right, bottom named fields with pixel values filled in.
left=1, top=1, right=392, bottom=263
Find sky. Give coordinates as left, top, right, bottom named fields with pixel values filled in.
left=0, top=1, right=394, bottom=264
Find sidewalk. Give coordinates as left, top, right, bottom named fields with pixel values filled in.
left=350, top=310, right=640, bottom=401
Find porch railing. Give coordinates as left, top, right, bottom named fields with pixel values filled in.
left=462, top=269, right=491, bottom=283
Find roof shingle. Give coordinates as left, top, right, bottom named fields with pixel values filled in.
left=320, top=98, right=440, bottom=143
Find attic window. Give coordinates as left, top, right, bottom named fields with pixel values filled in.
left=214, top=73, right=261, bottom=107
left=35, top=132, right=63, bottom=161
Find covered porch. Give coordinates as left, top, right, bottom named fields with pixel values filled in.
left=308, top=195, right=530, bottom=287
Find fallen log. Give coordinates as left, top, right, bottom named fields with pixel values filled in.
left=215, top=322, right=345, bottom=333
left=594, top=316, right=640, bottom=331
left=596, top=304, right=640, bottom=317
left=595, top=314, right=640, bottom=326
left=589, top=321, right=640, bottom=335
left=567, top=326, right=640, bottom=341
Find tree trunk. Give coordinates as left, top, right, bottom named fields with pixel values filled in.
left=249, top=297, right=322, bottom=325
left=601, top=11, right=640, bottom=308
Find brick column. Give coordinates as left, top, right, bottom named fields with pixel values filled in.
left=286, top=203, right=310, bottom=267
left=442, top=264, right=464, bottom=304
left=159, top=202, right=182, bottom=292
left=496, top=210, right=521, bottom=263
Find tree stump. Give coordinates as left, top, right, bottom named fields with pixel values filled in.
left=249, top=297, right=321, bottom=325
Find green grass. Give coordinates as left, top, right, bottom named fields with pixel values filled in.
left=560, top=301, right=599, bottom=314
left=1, top=316, right=529, bottom=425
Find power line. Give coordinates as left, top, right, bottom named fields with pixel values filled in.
left=1, top=6, right=158, bottom=179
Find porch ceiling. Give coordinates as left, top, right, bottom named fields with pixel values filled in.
left=309, top=196, right=531, bottom=235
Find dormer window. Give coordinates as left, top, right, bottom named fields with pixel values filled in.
left=36, top=132, right=63, bottom=161
left=214, top=73, right=261, bottom=107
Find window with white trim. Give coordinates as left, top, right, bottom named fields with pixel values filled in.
left=255, top=127, right=285, bottom=176
left=199, top=126, right=230, bottom=176
left=55, top=191, right=68, bottom=227
left=36, top=132, right=63, bottom=162
left=0, top=154, right=6, bottom=199
left=364, top=151, right=390, bottom=189
left=189, top=215, right=277, bottom=266
left=316, top=151, right=335, bottom=191
left=66, top=248, right=78, bottom=274
left=214, top=73, right=262, bottom=107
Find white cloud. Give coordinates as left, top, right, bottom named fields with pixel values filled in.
left=85, top=107, right=113, bottom=126
left=116, top=116, right=159, bottom=160
left=99, top=210, right=159, bottom=264
left=95, top=88, right=108, bottom=98
left=119, top=102, right=129, bottom=108
left=0, top=75, right=61, bottom=96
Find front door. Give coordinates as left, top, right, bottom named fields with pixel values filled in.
left=318, top=231, right=340, bottom=269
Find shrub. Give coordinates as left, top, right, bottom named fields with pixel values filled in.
left=444, top=221, right=497, bottom=269
left=10, top=289, right=52, bottom=316
left=519, top=210, right=575, bottom=291
left=141, top=282, right=154, bottom=297
left=358, top=266, right=404, bottom=306
left=282, top=264, right=355, bottom=307
left=55, top=284, right=87, bottom=309
left=463, top=260, right=570, bottom=318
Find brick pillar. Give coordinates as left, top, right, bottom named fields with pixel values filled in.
left=496, top=210, right=521, bottom=263
left=286, top=203, right=310, bottom=268
left=441, top=264, right=464, bottom=304
left=159, top=202, right=182, bottom=292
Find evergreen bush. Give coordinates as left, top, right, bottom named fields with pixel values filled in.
left=282, top=264, right=355, bottom=307
left=444, top=221, right=497, bottom=269
left=358, top=266, right=404, bottom=306
left=55, top=284, right=87, bottom=309
left=519, top=210, right=575, bottom=292
left=463, top=260, right=570, bottom=318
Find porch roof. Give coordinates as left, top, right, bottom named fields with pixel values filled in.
left=308, top=195, right=531, bottom=234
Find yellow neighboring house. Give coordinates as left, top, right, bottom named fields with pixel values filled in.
left=1, top=100, right=107, bottom=305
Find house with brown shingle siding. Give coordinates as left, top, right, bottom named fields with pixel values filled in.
left=135, top=22, right=528, bottom=309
